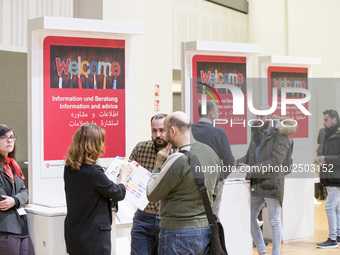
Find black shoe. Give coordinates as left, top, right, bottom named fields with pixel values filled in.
left=316, top=238, right=338, bottom=248
left=337, top=236, right=340, bottom=245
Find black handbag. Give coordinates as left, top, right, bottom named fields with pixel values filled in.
left=181, top=150, right=228, bottom=255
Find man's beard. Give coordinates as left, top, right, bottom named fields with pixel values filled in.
left=153, top=137, right=168, bottom=149
left=324, top=126, right=332, bottom=133
left=324, top=123, right=336, bottom=134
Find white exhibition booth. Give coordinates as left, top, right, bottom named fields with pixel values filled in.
left=258, top=55, right=321, bottom=242
left=26, top=16, right=144, bottom=255
left=180, top=40, right=263, bottom=254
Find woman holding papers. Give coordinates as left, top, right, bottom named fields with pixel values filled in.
left=0, top=124, right=35, bottom=255
left=64, top=124, right=133, bottom=255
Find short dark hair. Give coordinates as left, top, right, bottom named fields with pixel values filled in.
left=323, top=109, right=339, bottom=122
left=0, top=124, right=17, bottom=171
left=198, top=101, right=215, bottom=117
left=150, top=113, right=168, bottom=124
left=167, top=115, right=191, bottom=132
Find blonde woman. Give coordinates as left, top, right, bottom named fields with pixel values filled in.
left=64, top=124, right=132, bottom=255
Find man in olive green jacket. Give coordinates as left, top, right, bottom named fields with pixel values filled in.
left=238, top=114, right=296, bottom=255
left=147, top=111, right=220, bottom=255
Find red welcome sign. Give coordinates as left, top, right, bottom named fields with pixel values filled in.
left=43, top=36, right=126, bottom=161
left=268, top=66, right=308, bottom=138
left=192, top=55, right=247, bottom=145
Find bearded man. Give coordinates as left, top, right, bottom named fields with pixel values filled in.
left=315, top=109, right=340, bottom=248
left=237, top=108, right=296, bottom=255
left=129, top=113, right=168, bottom=255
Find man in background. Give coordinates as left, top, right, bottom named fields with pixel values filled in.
left=315, top=109, right=340, bottom=248
left=315, top=127, right=327, bottom=200
left=191, top=101, right=235, bottom=215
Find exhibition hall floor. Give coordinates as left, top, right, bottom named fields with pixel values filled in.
left=252, top=200, right=339, bottom=255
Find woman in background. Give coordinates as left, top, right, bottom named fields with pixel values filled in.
left=64, top=124, right=132, bottom=255
left=0, top=124, right=35, bottom=255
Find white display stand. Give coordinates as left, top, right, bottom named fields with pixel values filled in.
left=180, top=41, right=261, bottom=254
left=27, top=16, right=144, bottom=254
left=111, top=200, right=136, bottom=254
left=220, top=179, right=252, bottom=255
left=262, top=178, right=315, bottom=242
left=282, top=178, right=315, bottom=241
left=26, top=205, right=127, bottom=255
left=112, top=221, right=133, bottom=255
left=26, top=205, right=67, bottom=255
left=258, top=55, right=321, bottom=242
left=181, top=41, right=262, bottom=159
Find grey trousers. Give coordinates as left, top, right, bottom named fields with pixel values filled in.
left=0, top=234, right=35, bottom=255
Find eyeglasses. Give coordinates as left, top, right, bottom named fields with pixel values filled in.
left=0, top=136, right=17, bottom=142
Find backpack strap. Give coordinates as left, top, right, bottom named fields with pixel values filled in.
left=180, top=150, right=216, bottom=225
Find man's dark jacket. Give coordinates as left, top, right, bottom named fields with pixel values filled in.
left=192, top=119, right=234, bottom=179
left=320, top=121, right=340, bottom=187
left=238, top=119, right=296, bottom=204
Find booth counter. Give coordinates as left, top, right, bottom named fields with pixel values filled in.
left=220, top=179, right=252, bottom=255
left=26, top=204, right=67, bottom=255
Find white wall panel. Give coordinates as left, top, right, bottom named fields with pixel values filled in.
left=0, top=0, right=248, bottom=66
left=0, top=0, right=73, bottom=52
left=173, top=0, right=248, bottom=69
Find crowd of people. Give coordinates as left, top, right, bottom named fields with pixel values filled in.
left=1, top=106, right=339, bottom=255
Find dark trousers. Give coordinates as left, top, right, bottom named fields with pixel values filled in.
left=0, top=234, right=35, bottom=255
left=130, top=210, right=160, bottom=255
